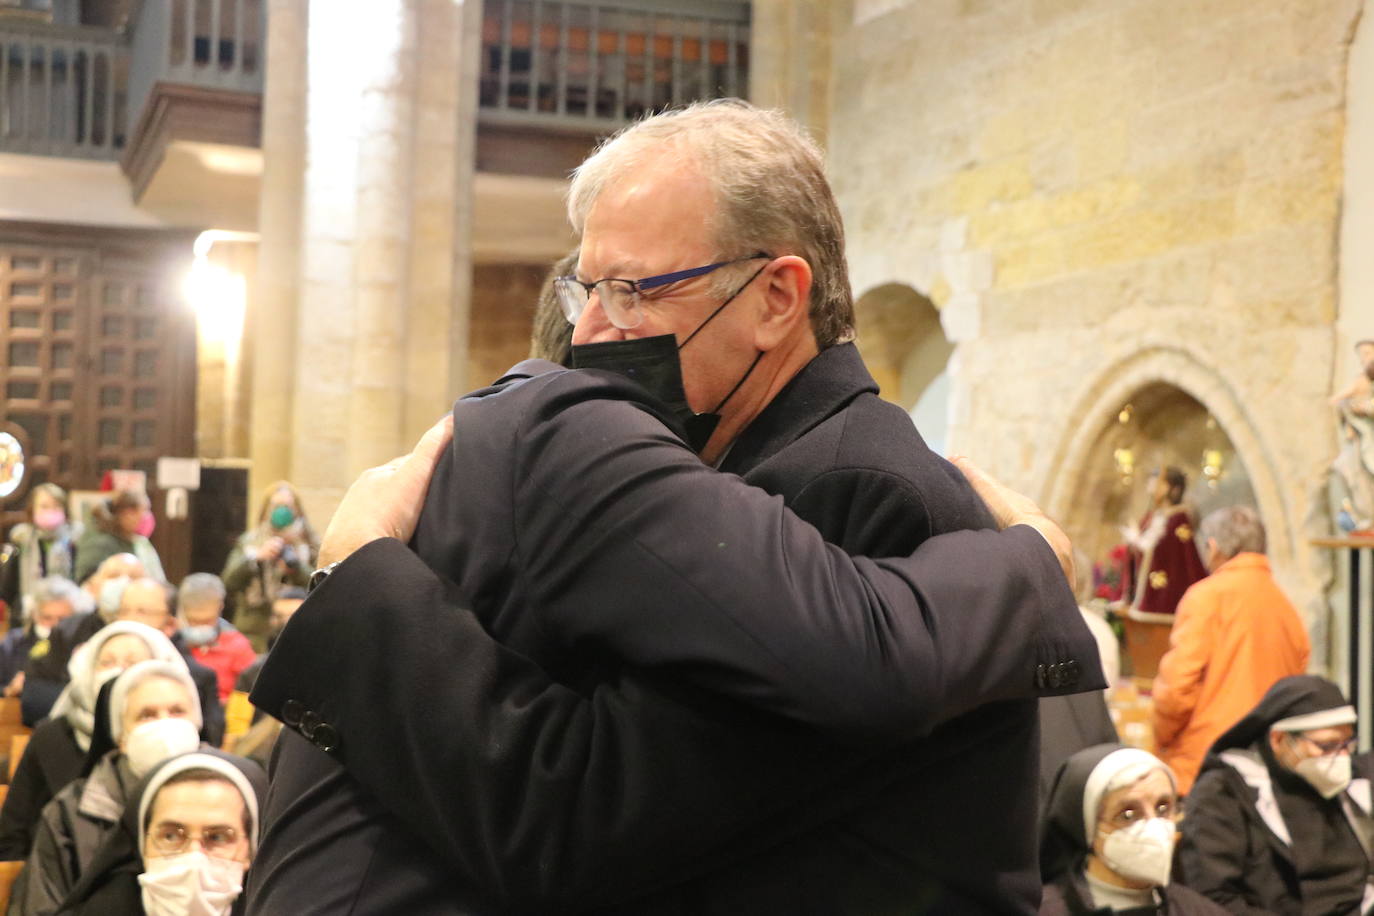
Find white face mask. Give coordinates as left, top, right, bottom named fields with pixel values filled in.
left=1294, top=751, right=1353, bottom=799
left=1100, top=817, right=1176, bottom=887
left=139, top=850, right=244, bottom=916
left=125, top=717, right=201, bottom=778
left=32, top=624, right=51, bottom=640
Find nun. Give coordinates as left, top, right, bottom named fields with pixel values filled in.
left=13, top=658, right=203, bottom=915
left=1040, top=743, right=1226, bottom=914
left=56, top=749, right=266, bottom=915
left=1177, top=675, right=1373, bottom=914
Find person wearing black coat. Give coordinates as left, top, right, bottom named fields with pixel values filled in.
left=56, top=749, right=266, bottom=915
left=249, top=355, right=1103, bottom=915
left=1039, top=743, right=1228, bottom=915
left=1176, top=676, right=1374, bottom=915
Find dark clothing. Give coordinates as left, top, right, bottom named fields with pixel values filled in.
left=1176, top=676, right=1374, bottom=914
left=235, top=655, right=265, bottom=694
left=168, top=633, right=225, bottom=748
left=0, top=628, right=38, bottom=687
left=250, top=350, right=1102, bottom=914
left=1178, top=746, right=1373, bottom=916
left=1039, top=693, right=1120, bottom=809
left=1039, top=868, right=1228, bottom=915
left=10, top=753, right=136, bottom=916
left=0, top=719, right=85, bottom=859
left=19, top=615, right=101, bottom=728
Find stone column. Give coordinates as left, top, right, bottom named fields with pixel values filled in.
left=402, top=0, right=479, bottom=444
left=748, top=0, right=833, bottom=143
left=347, top=0, right=419, bottom=473
left=249, top=0, right=307, bottom=517
left=274, top=0, right=480, bottom=523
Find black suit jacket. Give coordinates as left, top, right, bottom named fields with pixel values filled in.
left=249, top=346, right=1102, bottom=914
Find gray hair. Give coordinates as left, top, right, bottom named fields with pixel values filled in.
left=1199, top=505, right=1266, bottom=560
left=29, top=575, right=92, bottom=620
left=567, top=99, right=854, bottom=348
left=178, top=572, right=226, bottom=610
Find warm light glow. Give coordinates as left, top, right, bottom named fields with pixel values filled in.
left=184, top=233, right=248, bottom=356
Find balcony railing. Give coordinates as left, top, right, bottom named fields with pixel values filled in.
left=127, top=0, right=265, bottom=132
left=480, top=0, right=751, bottom=132
left=0, top=19, right=126, bottom=158
left=0, top=0, right=263, bottom=161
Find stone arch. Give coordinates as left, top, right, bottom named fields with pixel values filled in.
left=1041, top=345, right=1292, bottom=569
left=854, top=282, right=955, bottom=450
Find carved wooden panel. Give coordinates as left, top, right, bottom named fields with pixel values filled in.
left=0, top=224, right=196, bottom=580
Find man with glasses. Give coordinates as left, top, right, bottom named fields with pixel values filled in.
left=1179, top=675, right=1374, bottom=914
left=248, top=99, right=1102, bottom=914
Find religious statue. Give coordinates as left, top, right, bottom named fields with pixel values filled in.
left=1121, top=466, right=1208, bottom=618
left=1326, top=339, right=1374, bottom=533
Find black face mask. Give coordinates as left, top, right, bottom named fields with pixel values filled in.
left=568, top=263, right=768, bottom=453
left=571, top=334, right=719, bottom=451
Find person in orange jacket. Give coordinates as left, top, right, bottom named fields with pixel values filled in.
left=1152, top=506, right=1310, bottom=795
left=178, top=572, right=258, bottom=703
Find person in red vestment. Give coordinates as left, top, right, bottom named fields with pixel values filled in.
left=1123, top=467, right=1208, bottom=619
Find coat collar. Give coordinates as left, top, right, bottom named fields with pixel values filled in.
left=720, top=343, right=878, bottom=476
left=1213, top=552, right=1270, bottom=576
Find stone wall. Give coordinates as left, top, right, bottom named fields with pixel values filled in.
left=819, top=0, right=1365, bottom=656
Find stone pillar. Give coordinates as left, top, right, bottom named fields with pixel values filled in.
left=347, top=0, right=419, bottom=473
left=748, top=0, right=833, bottom=143
left=249, top=0, right=307, bottom=517
left=264, top=0, right=480, bottom=523
left=402, top=0, right=479, bottom=444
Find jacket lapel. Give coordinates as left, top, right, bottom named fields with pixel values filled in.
left=720, top=343, right=878, bottom=476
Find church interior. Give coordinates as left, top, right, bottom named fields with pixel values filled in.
left=0, top=0, right=1372, bottom=815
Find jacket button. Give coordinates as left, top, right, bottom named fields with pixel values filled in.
left=281, top=700, right=304, bottom=728
left=300, top=711, right=321, bottom=739
left=1064, top=659, right=1080, bottom=686
left=312, top=723, right=339, bottom=753
left=1035, top=663, right=1048, bottom=689
left=1046, top=664, right=1061, bottom=689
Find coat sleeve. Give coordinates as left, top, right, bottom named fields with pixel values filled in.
left=504, top=374, right=1100, bottom=742
left=252, top=533, right=1044, bottom=910
left=1175, top=771, right=1276, bottom=915
left=1152, top=587, right=1213, bottom=750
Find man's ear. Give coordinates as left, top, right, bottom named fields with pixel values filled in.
left=753, top=255, right=812, bottom=351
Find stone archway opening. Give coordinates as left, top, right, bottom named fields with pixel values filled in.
left=1066, top=382, right=1259, bottom=577
left=853, top=283, right=954, bottom=452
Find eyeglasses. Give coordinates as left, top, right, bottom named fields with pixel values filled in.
left=1291, top=733, right=1357, bottom=756
left=146, top=822, right=242, bottom=857
left=554, top=254, right=772, bottom=330
left=1102, top=799, right=1179, bottom=830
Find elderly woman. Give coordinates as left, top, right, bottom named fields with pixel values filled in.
left=220, top=482, right=316, bottom=652
left=1039, top=744, right=1226, bottom=915
left=55, top=749, right=266, bottom=915
left=14, top=659, right=203, bottom=915
left=0, top=622, right=181, bottom=860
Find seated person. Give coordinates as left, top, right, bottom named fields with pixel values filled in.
left=176, top=575, right=256, bottom=703
left=109, top=578, right=226, bottom=749
left=21, top=556, right=145, bottom=727
left=13, top=660, right=202, bottom=915
left=1039, top=743, right=1226, bottom=914
left=55, top=749, right=266, bottom=916
left=0, top=578, right=86, bottom=698
left=0, top=623, right=181, bottom=859
left=222, top=588, right=303, bottom=760
left=1178, top=675, right=1374, bottom=915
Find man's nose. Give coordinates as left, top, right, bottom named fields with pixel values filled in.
left=571, top=291, right=626, bottom=345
